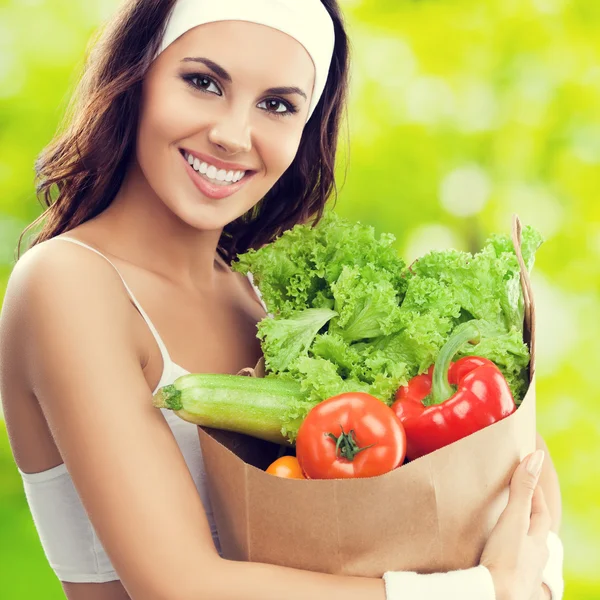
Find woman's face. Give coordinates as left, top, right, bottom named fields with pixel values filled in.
left=136, top=21, right=316, bottom=231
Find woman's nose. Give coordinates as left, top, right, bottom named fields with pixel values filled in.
left=207, top=110, right=252, bottom=155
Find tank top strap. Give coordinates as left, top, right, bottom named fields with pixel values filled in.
left=246, top=271, right=269, bottom=313
left=53, top=237, right=173, bottom=364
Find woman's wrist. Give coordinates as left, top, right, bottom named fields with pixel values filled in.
left=382, top=565, right=496, bottom=600
left=541, top=531, right=565, bottom=600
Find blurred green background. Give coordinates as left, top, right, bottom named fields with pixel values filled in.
left=1, top=0, right=598, bottom=597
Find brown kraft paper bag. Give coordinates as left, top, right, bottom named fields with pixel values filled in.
left=197, top=215, right=538, bottom=576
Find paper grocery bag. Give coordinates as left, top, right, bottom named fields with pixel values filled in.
left=197, top=215, right=537, bottom=576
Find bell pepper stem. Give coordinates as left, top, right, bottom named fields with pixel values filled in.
left=430, top=323, right=481, bottom=405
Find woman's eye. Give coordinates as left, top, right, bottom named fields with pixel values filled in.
left=258, top=99, right=295, bottom=116
left=186, top=75, right=221, bottom=95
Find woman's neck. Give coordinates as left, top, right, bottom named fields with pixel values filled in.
left=84, top=159, right=226, bottom=292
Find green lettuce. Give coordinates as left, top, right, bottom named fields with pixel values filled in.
left=234, top=213, right=543, bottom=443
left=257, top=308, right=337, bottom=373
left=234, top=212, right=407, bottom=317
left=330, top=265, right=404, bottom=342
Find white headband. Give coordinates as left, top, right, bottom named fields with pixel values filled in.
left=155, top=0, right=336, bottom=122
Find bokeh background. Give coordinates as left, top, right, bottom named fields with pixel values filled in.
left=1, top=0, right=598, bottom=597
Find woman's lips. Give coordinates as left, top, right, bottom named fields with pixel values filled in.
left=181, top=151, right=255, bottom=200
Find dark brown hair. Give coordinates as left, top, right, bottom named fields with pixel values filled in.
left=18, top=0, right=351, bottom=263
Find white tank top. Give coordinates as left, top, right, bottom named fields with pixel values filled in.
left=16, top=237, right=266, bottom=584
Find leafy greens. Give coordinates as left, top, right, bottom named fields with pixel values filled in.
left=233, top=213, right=543, bottom=443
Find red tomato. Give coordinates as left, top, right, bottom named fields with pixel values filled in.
left=265, top=456, right=306, bottom=479
left=295, top=392, right=407, bottom=479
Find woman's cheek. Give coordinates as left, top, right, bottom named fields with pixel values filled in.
left=271, top=127, right=305, bottom=175
left=151, top=93, right=201, bottom=147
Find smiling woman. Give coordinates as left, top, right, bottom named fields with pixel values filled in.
left=135, top=19, right=318, bottom=226
left=0, top=1, right=559, bottom=600
left=21, top=0, right=347, bottom=264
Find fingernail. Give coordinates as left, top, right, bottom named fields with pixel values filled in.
left=527, top=450, right=545, bottom=478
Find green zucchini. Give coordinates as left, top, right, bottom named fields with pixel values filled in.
left=152, top=374, right=306, bottom=446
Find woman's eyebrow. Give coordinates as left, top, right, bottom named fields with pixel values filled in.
left=181, top=57, right=231, bottom=82
left=180, top=57, right=308, bottom=101
left=265, top=86, right=307, bottom=101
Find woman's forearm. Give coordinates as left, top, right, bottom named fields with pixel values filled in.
left=212, top=559, right=497, bottom=600
left=536, top=432, right=562, bottom=532
left=202, top=558, right=387, bottom=600
left=536, top=432, right=564, bottom=599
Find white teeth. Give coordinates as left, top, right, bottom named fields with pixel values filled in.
left=184, top=152, right=247, bottom=185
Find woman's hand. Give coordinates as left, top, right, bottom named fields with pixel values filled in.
left=480, top=450, right=551, bottom=600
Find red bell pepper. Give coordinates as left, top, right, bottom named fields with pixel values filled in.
left=392, top=323, right=516, bottom=460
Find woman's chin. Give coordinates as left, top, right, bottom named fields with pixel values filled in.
left=178, top=200, right=249, bottom=233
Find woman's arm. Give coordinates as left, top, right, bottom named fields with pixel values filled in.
left=536, top=433, right=561, bottom=533
left=4, top=243, right=554, bottom=600
left=536, top=433, right=563, bottom=600
left=8, top=244, right=387, bottom=600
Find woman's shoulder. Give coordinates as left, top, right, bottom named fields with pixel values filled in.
left=1, top=235, right=148, bottom=472
left=2, top=236, right=143, bottom=382
left=8, top=235, right=131, bottom=310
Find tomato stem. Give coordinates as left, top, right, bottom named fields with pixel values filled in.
left=326, top=425, right=374, bottom=462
